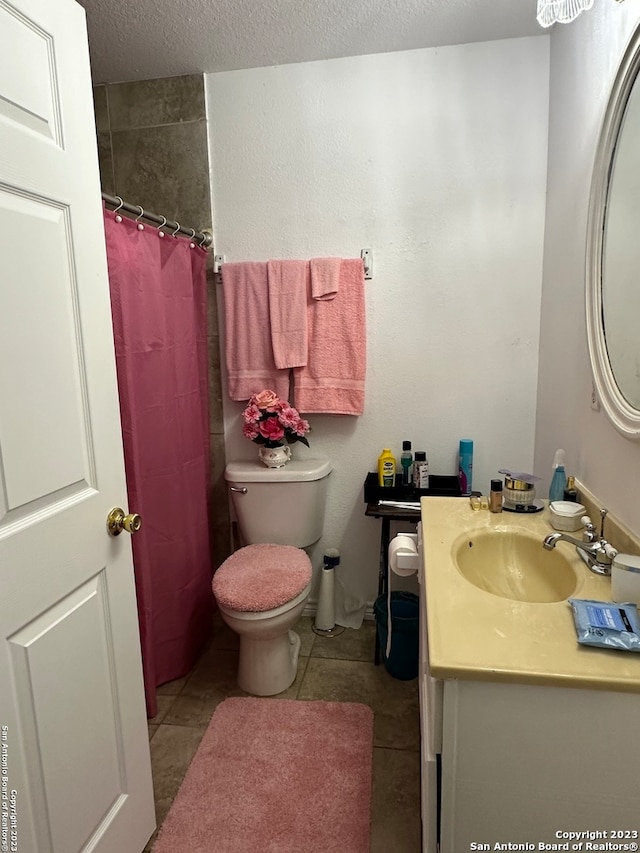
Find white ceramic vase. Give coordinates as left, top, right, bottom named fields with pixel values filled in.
left=258, top=444, right=291, bottom=468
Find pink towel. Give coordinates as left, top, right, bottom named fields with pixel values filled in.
left=267, top=260, right=309, bottom=369
left=293, top=258, right=366, bottom=415
left=310, top=257, right=341, bottom=301
left=221, top=262, right=290, bottom=401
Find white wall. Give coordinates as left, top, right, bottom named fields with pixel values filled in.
left=535, top=2, right=640, bottom=536
left=206, top=36, right=550, bottom=610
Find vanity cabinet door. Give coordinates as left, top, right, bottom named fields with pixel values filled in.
left=438, top=680, right=639, bottom=850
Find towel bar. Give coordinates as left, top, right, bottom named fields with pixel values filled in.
left=214, top=251, right=373, bottom=279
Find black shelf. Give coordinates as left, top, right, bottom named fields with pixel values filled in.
left=363, top=472, right=461, bottom=503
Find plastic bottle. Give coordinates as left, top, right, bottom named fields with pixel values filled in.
left=400, top=441, right=413, bottom=485
left=413, top=451, right=429, bottom=489
left=458, top=439, right=473, bottom=496
left=489, top=479, right=503, bottom=513
left=378, top=448, right=396, bottom=487
left=564, top=475, right=578, bottom=502
left=549, top=449, right=567, bottom=502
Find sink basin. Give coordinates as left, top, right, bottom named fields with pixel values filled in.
left=453, top=528, right=579, bottom=603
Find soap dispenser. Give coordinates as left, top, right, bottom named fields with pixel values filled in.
left=549, top=449, right=567, bottom=503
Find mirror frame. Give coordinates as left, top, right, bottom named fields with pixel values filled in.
left=586, top=22, right=640, bottom=439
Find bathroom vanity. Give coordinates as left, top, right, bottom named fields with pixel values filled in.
left=418, top=498, right=640, bottom=852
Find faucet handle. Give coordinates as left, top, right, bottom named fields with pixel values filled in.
left=599, top=507, right=608, bottom=539
left=581, top=515, right=596, bottom=542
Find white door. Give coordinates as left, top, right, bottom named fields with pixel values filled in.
left=0, top=1, right=156, bottom=851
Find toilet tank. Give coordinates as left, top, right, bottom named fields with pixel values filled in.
left=225, top=458, right=332, bottom=547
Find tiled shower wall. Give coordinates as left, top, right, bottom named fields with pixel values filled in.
left=93, top=74, right=230, bottom=571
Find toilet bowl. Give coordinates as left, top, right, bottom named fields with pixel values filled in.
left=218, top=593, right=310, bottom=696
left=213, top=458, right=331, bottom=696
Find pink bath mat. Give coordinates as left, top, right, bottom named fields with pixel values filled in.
left=152, top=697, right=374, bottom=853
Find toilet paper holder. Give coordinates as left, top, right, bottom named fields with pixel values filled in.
left=389, top=532, right=421, bottom=574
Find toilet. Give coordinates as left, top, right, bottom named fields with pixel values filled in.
left=212, top=458, right=332, bottom=696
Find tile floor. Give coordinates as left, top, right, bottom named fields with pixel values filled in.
left=144, top=613, right=421, bottom=852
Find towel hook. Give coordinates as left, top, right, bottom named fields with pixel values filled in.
left=360, top=249, right=372, bottom=280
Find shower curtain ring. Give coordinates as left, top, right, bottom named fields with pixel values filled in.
left=114, top=196, right=124, bottom=223
left=188, top=228, right=196, bottom=248
left=135, top=205, right=145, bottom=231
left=157, top=215, right=167, bottom=238
left=171, top=222, right=181, bottom=237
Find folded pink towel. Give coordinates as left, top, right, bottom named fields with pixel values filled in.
left=221, top=262, right=290, bottom=401
left=293, top=258, right=366, bottom=415
left=267, top=260, right=308, bottom=369
left=310, top=257, right=341, bottom=301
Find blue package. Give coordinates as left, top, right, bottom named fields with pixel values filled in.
left=567, top=598, right=640, bottom=652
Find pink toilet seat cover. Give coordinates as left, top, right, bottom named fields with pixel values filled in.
left=212, top=544, right=312, bottom=612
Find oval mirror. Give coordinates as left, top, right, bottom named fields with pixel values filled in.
left=586, top=23, right=640, bottom=438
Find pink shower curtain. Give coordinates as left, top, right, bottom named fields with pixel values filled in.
left=103, top=207, right=213, bottom=718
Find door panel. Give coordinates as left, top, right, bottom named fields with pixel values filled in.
left=0, top=2, right=60, bottom=143
left=0, top=192, right=91, bottom=514
left=9, top=575, right=124, bottom=852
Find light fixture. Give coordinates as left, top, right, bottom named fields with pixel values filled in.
left=537, top=0, right=626, bottom=28
left=536, top=0, right=594, bottom=27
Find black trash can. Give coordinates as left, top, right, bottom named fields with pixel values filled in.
left=374, top=591, right=419, bottom=680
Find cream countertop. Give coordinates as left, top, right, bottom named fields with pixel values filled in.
left=420, top=497, right=640, bottom=693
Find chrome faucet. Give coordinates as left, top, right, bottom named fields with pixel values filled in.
left=542, top=508, right=618, bottom=576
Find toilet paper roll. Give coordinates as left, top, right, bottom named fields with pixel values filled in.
left=389, top=534, right=419, bottom=577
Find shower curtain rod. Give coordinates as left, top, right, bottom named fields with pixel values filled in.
left=102, top=192, right=213, bottom=248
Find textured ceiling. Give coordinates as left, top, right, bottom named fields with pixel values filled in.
left=75, top=0, right=543, bottom=84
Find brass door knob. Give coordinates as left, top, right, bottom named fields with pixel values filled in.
left=107, top=507, right=142, bottom=536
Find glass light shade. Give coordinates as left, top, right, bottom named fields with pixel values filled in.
left=536, top=0, right=595, bottom=27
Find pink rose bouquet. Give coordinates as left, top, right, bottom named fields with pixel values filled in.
left=242, top=390, right=310, bottom=448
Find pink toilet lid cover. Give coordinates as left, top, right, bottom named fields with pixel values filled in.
left=212, top=543, right=312, bottom=612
